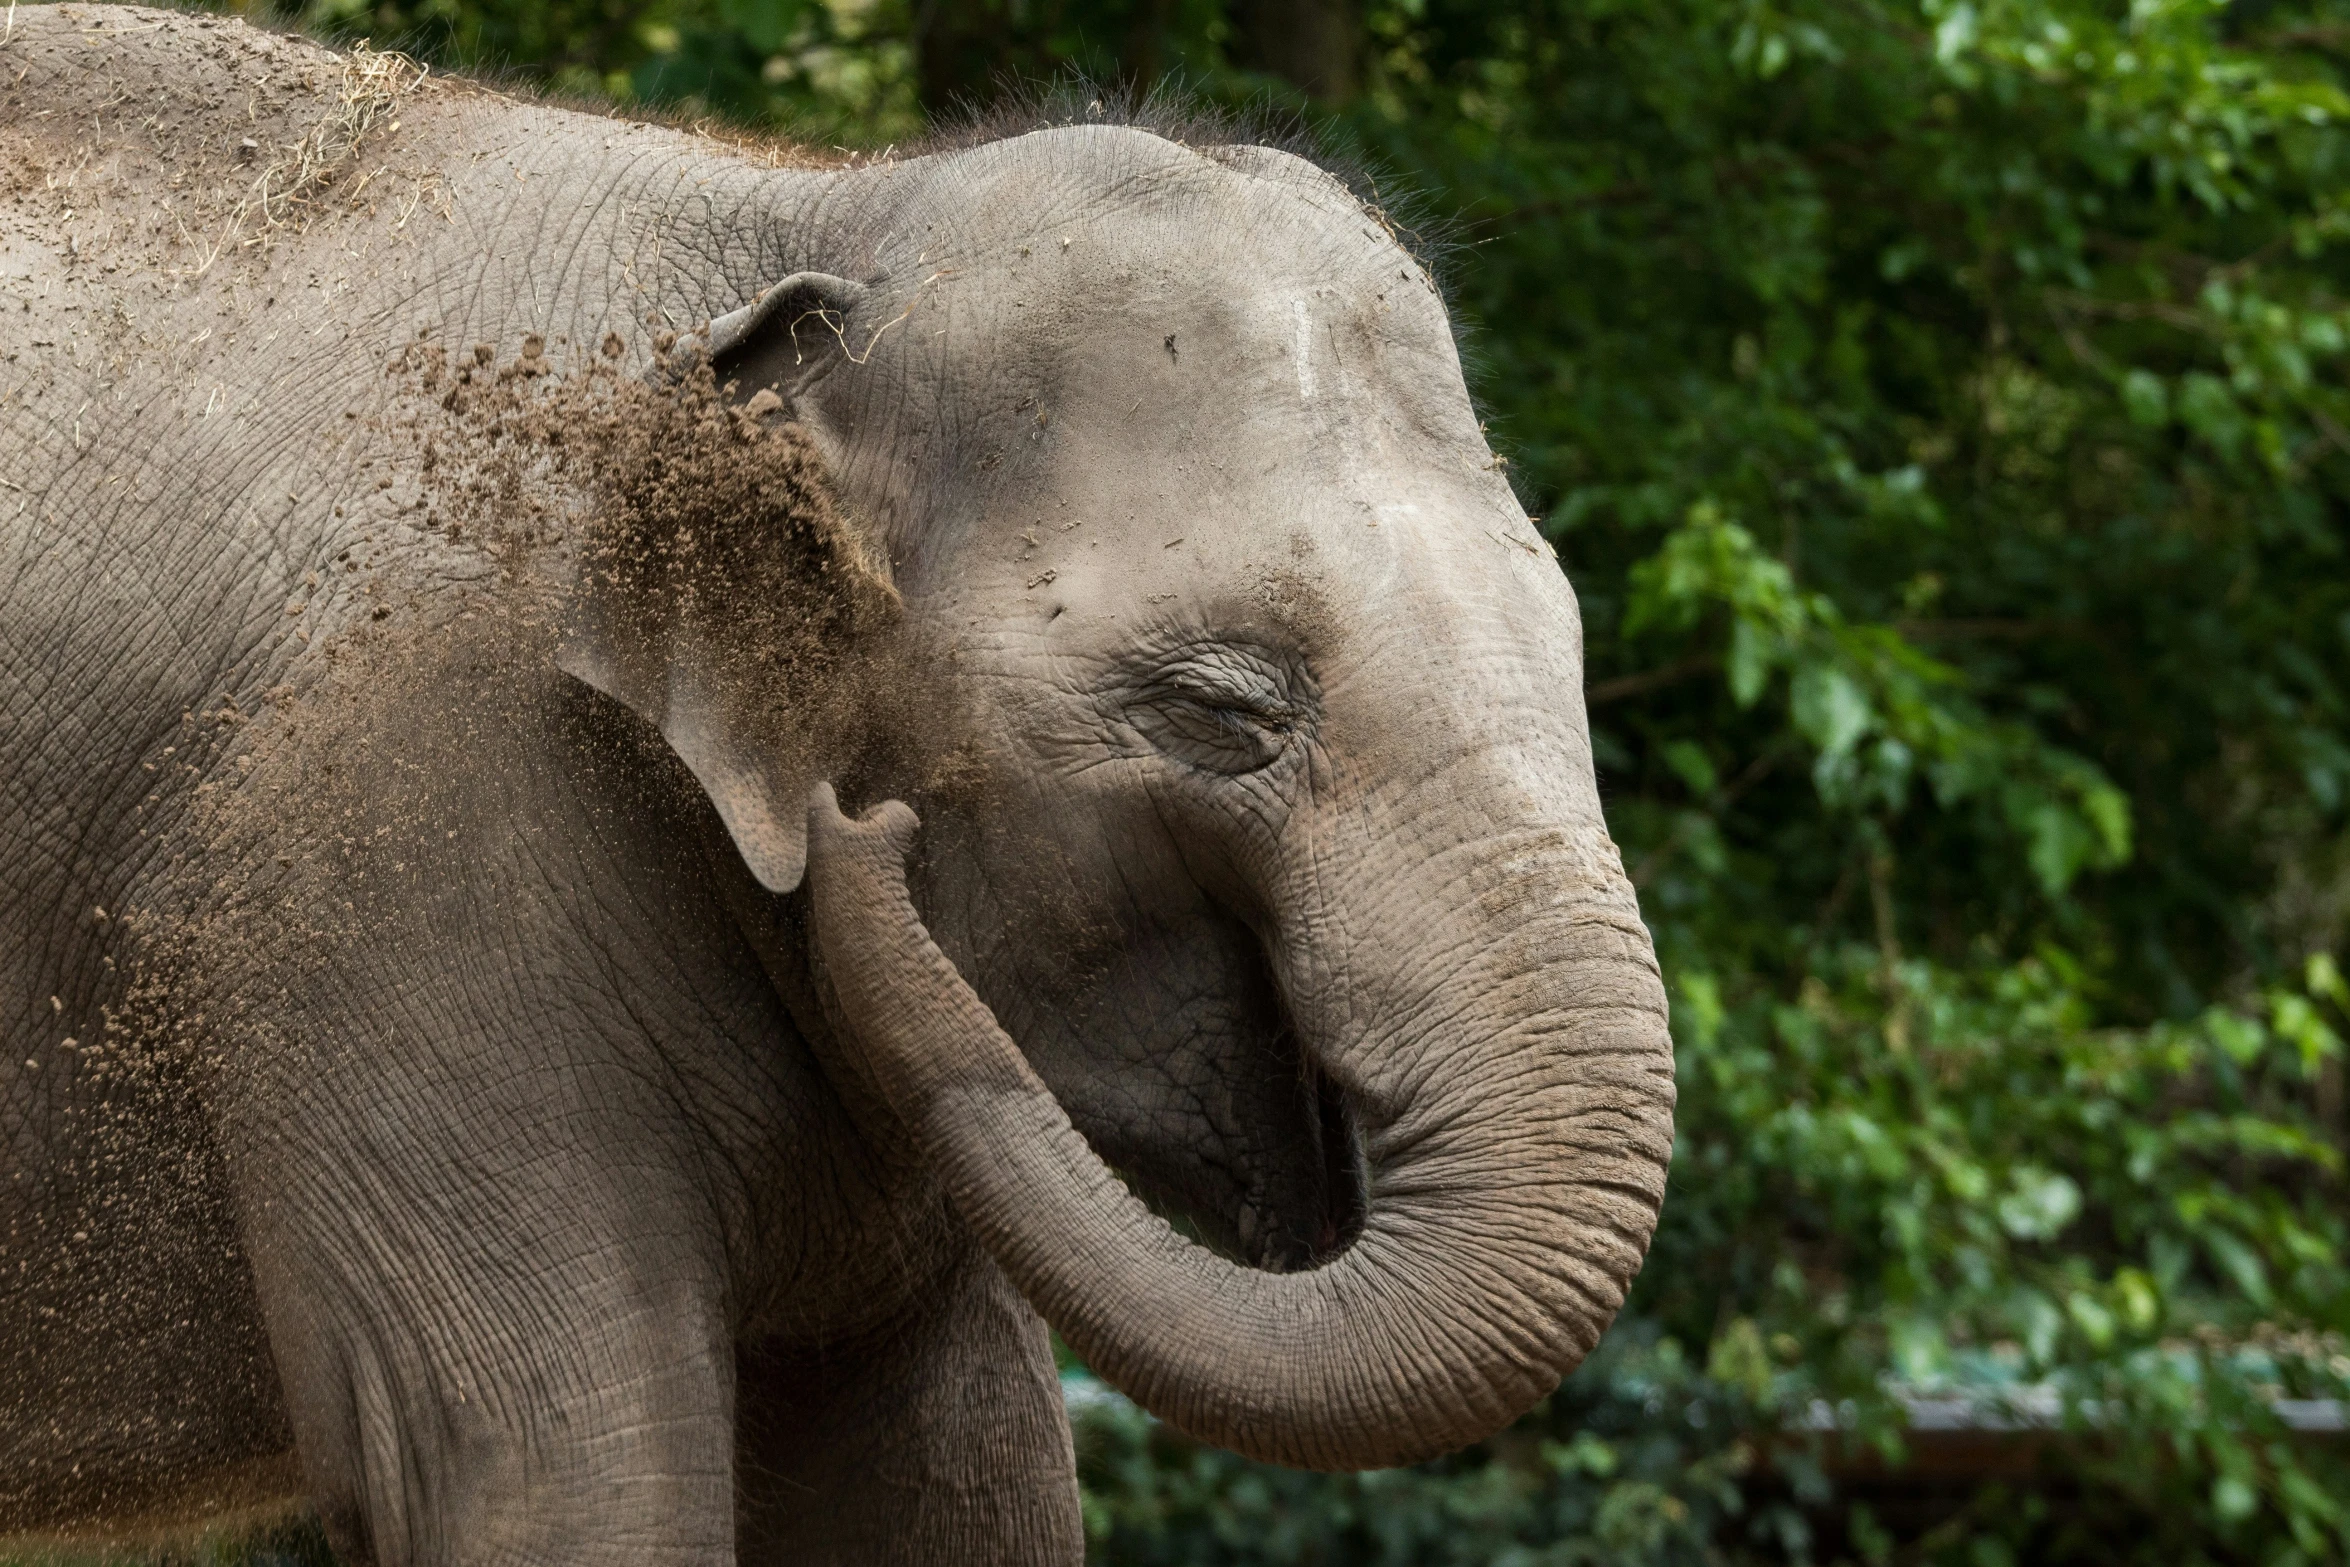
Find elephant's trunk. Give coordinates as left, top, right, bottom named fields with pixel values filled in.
left=804, top=785, right=1674, bottom=1472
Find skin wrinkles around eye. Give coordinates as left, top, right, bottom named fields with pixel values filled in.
left=1113, top=642, right=1316, bottom=775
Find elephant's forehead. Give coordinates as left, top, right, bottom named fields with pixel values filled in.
left=879, top=126, right=1456, bottom=382
left=854, top=127, right=1530, bottom=623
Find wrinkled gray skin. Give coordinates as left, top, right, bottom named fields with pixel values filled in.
left=1, top=9, right=1674, bottom=1563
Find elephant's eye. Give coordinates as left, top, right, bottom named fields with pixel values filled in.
left=1135, top=690, right=1294, bottom=773
left=1122, top=652, right=1306, bottom=775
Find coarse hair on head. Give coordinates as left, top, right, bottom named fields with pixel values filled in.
left=910, top=73, right=1457, bottom=292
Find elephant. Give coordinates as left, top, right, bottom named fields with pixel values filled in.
left=0, top=7, right=1675, bottom=1563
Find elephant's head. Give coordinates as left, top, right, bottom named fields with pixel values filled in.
left=563, top=124, right=1675, bottom=1470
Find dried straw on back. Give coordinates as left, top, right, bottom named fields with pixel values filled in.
left=189, top=41, right=425, bottom=273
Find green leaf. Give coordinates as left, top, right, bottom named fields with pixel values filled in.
left=1727, top=615, right=1774, bottom=708
left=1706, top=1316, right=1775, bottom=1402
left=1791, top=664, right=1871, bottom=760
left=1662, top=739, right=1720, bottom=796
left=2121, top=368, right=2171, bottom=427
left=2308, top=952, right=2347, bottom=1005
left=1996, top=1167, right=2083, bottom=1240
left=2201, top=1229, right=2274, bottom=1309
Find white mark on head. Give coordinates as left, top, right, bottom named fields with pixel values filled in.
left=1292, top=297, right=1316, bottom=402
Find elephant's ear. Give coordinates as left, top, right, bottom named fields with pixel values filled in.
left=558, top=272, right=895, bottom=894
left=706, top=272, right=872, bottom=386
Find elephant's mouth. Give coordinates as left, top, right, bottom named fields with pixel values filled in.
left=1310, top=1061, right=1368, bottom=1261
left=1117, top=1037, right=1366, bottom=1277
left=1252, top=1052, right=1366, bottom=1274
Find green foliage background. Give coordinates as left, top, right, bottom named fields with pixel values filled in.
left=166, top=0, right=2350, bottom=1559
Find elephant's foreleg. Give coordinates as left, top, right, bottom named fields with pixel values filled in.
left=224, top=1036, right=741, bottom=1566
left=733, top=1242, right=1082, bottom=1566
